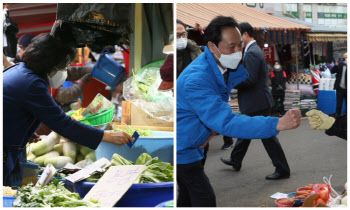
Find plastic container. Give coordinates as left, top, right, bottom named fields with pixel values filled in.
left=91, top=48, right=126, bottom=88
left=66, top=180, right=174, bottom=207
left=21, top=161, right=39, bottom=186
left=287, top=192, right=304, bottom=206
left=67, top=105, right=115, bottom=126
left=317, top=90, right=346, bottom=114
left=275, top=198, right=295, bottom=207
left=155, top=200, right=174, bottom=207
left=3, top=196, right=15, bottom=207
left=95, top=131, right=174, bottom=165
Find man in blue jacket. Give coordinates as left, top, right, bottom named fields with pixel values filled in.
left=177, top=16, right=301, bottom=207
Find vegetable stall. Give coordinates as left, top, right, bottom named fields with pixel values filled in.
left=3, top=3, right=174, bottom=208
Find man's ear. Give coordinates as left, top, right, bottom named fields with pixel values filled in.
left=207, top=41, right=215, bottom=54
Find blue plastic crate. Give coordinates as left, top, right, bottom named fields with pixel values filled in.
left=155, top=200, right=174, bottom=207
left=3, top=196, right=15, bottom=207
left=66, top=180, right=174, bottom=207
left=317, top=90, right=346, bottom=114
left=95, top=131, right=174, bottom=165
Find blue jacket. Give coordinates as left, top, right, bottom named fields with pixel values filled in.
left=176, top=46, right=280, bottom=164
left=3, top=63, right=104, bottom=181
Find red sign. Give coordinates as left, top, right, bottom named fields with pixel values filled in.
left=261, top=46, right=274, bottom=63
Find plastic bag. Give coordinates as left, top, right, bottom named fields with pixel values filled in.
left=123, top=60, right=173, bottom=122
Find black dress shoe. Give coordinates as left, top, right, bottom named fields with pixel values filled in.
left=266, top=172, right=290, bottom=180
left=220, top=158, right=241, bottom=171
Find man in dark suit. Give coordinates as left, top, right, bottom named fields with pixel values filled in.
left=331, top=53, right=347, bottom=116
left=220, top=22, right=290, bottom=180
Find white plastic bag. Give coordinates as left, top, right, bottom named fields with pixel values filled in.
left=123, top=61, right=173, bottom=122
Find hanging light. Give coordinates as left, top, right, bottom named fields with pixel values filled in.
left=264, top=43, right=269, bottom=48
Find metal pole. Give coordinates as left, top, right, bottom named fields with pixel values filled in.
left=296, top=42, right=299, bottom=90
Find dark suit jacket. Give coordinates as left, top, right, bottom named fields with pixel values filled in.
left=331, top=63, right=347, bottom=90
left=235, top=42, right=274, bottom=115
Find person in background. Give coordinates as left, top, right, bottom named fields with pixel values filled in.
left=271, top=60, right=287, bottom=116
left=158, top=54, right=174, bottom=91
left=3, top=33, right=133, bottom=186
left=177, top=16, right=301, bottom=207
left=14, top=34, right=35, bottom=63
left=221, top=22, right=290, bottom=181
left=176, top=19, right=202, bottom=77
left=331, top=53, right=347, bottom=116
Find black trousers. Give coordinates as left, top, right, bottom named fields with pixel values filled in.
left=230, top=108, right=290, bottom=175
left=336, top=88, right=347, bottom=116
left=177, top=160, right=216, bottom=207
left=273, top=94, right=285, bottom=114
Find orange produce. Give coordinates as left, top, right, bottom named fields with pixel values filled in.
left=316, top=198, right=326, bottom=205
left=319, top=190, right=329, bottom=200
left=277, top=198, right=295, bottom=205
left=296, top=190, right=311, bottom=195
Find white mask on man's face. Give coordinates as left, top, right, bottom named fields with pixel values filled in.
left=176, top=38, right=188, bottom=50
left=49, top=69, right=68, bottom=88
left=214, top=44, right=242, bottom=70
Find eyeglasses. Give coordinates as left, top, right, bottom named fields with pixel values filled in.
left=176, top=32, right=188, bottom=39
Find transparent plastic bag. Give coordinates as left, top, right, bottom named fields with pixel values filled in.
left=123, top=60, right=173, bottom=122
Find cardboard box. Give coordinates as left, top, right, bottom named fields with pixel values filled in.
left=121, top=101, right=173, bottom=127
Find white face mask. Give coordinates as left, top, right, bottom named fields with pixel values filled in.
left=274, top=65, right=281, bottom=69
left=49, top=69, right=68, bottom=88
left=214, top=44, right=242, bottom=69
left=177, top=38, right=187, bottom=50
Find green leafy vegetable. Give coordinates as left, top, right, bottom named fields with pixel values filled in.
left=12, top=181, right=101, bottom=207
left=84, top=153, right=173, bottom=184
left=113, top=127, right=153, bottom=137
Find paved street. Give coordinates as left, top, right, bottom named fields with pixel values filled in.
left=204, top=119, right=347, bottom=207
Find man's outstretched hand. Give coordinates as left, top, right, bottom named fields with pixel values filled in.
left=276, top=109, right=302, bottom=131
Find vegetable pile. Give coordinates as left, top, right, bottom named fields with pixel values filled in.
left=70, top=108, right=86, bottom=121
left=84, top=153, right=173, bottom=184
left=28, top=132, right=96, bottom=168
left=113, top=127, right=153, bottom=137
left=12, top=180, right=101, bottom=207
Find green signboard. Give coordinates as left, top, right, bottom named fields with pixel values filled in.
left=318, top=12, right=347, bottom=19
left=287, top=11, right=312, bottom=18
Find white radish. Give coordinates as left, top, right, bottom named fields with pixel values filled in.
left=34, top=151, right=60, bottom=166
left=27, top=153, right=36, bottom=162
left=53, top=144, right=63, bottom=155
left=85, top=151, right=96, bottom=161
left=341, top=196, right=347, bottom=206
left=31, top=132, right=60, bottom=156
left=63, top=141, right=77, bottom=163
left=76, top=153, right=85, bottom=162
left=80, top=146, right=94, bottom=156
left=44, top=156, right=73, bottom=168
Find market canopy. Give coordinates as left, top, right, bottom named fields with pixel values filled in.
left=7, top=3, right=57, bottom=38
left=274, top=14, right=347, bottom=42
left=177, top=3, right=311, bottom=32
left=305, top=33, right=347, bottom=42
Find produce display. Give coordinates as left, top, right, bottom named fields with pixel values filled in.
left=3, top=186, right=17, bottom=197
left=28, top=132, right=96, bottom=168
left=83, top=153, right=173, bottom=184
left=113, top=126, right=153, bottom=137
left=12, top=180, right=101, bottom=207
left=70, top=108, right=86, bottom=120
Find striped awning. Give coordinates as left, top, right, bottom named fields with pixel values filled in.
left=177, top=3, right=311, bottom=32
left=306, top=33, right=347, bottom=42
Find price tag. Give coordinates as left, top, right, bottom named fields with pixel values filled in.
left=83, top=165, right=146, bottom=207
left=65, top=158, right=111, bottom=183
left=36, top=164, right=56, bottom=186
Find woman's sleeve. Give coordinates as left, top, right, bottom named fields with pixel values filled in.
left=23, top=80, right=104, bottom=149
